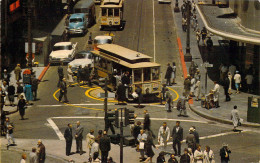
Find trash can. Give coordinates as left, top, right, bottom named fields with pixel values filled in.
left=247, top=97, right=260, bottom=123
left=23, top=69, right=32, bottom=84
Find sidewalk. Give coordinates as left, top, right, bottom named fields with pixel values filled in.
left=172, top=0, right=260, bottom=128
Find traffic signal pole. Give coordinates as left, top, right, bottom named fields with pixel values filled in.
left=120, top=108, right=123, bottom=163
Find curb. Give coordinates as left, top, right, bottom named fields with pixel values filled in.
left=38, top=63, right=50, bottom=81
left=189, top=104, right=260, bottom=128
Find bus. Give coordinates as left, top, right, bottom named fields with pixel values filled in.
left=100, top=0, right=124, bottom=30
left=91, top=44, right=161, bottom=102
left=73, top=0, right=96, bottom=27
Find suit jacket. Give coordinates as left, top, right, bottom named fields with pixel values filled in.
left=38, top=143, right=46, bottom=162
left=172, top=126, right=183, bottom=142
left=64, top=127, right=73, bottom=142
left=193, top=131, right=200, bottom=144
left=220, top=147, right=231, bottom=161
left=143, top=113, right=150, bottom=128
left=99, top=135, right=111, bottom=152
left=75, top=125, right=83, bottom=140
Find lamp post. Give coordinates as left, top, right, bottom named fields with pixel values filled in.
left=174, top=0, right=180, bottom=12
left=27, top=0, right=34, bottom=73
left=184, top=0, right=192, bottom=62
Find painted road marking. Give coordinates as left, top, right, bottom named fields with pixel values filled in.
left=38, top=103, right=166, bottom=107
left=47, top=118, right=65, bottom=141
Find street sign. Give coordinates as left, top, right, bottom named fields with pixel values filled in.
left=25, top=42, right=35, bottom=53
left=201, top=62, right=213, bottom=68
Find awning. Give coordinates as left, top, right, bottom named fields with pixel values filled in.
left=196, top=4, right=260, bottom=45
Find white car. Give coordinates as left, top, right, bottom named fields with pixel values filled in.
left=158, top=0, right=171, bottom=4
left=68, top=51, right=93, bottom=75
left=93, top=35, right=113, bottom=50
left=49, top=42, right=77, bottom=64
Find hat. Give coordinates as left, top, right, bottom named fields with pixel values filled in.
left=189, top=127, right=194, bottom=132
left=222, top=143, right=228, bottom=147
left=4, top=69, right=7, bottom=72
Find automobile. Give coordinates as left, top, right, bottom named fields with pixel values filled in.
left=158, top=0, right=171, bottom=4
left=93, top=0, right=101, bottom=5
left=49, top=42, right=77, bottom=64
left=68, top=13, right=88, bottom=35
left=68, top=51, right=93, bottom=75
left=93, top=35, right=113, bottom=50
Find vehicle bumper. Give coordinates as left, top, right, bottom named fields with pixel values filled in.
left=49, top=58, right=74, bottom=63
left=68, top=29, right=84, bottom=35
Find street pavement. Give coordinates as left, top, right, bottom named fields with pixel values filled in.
left=1, top=0, right=260, bottom=162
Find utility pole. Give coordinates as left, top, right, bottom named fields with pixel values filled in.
left=184, top=0, right=192, bottom=62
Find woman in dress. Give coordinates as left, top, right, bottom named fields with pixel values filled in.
left=67, top=65, right=74, bottom=87
left=194, top=79, right=201, bottom=101
left=231, top=105, right=240, bottom=131
left=144, top=131, right=158, bottom=163
left=190, top=77, right=196, bottom=97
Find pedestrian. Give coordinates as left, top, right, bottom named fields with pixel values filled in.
left=20, top=153, right=27, bottom=163
left=206, top=37, right=213, bottom=51
left=184, top=76, right=191, bottom=97
left=75, top=121, right=84, bottom=155
left=212, top=81, right=220, bottom=108
left=14, top=64, right=22, bottom=82
left=223, top=76, right=231, bottom=102
left=59, top=78, right=69, bottom=103
left=16, top=82, right=24, bottom=100
left=233, top=71, right=241, bottom=94
left=182, top=17, right=187, bottom=32
left=227, top=72, right=232, bottom=95
left=194, top=144, right=203, bottom=163
left=219, top=64, right=228, bottom=82
left=137, top=129, right=147, bottom=161
left=180, top=148, right=190, bottom=163
left=143, top=110, right=151, bottom=132
left=57, top=63, right=64, bottom=87
left=105, top=109, right=116, bottom=135
left=172, top=62, right=177, bottom=84
left=168, top=153, right=178, bottom=163
left=96, top=130, right=103, bottom=144
left=181, top=4, right=186, bottom=16
left=203, top=145, right=214, bottom=163
left=190, top=76, right=196, bottom=97
left=186, top=128, right=196, bottom=153
left=2, top=69, right=10, bottom=85
left=90, top=139, right=100, bottom=162
left=144, top=131, right=158, bottom=163
left=194, top=79, right=201, bottom=101
left=196, top=29, right=201, bottom=44
left=6, top=117, right=15, bottom=148
left=67, top=65, right=74, bottom=87
left=64, top=123, right=73, bottom=156
left=121, top=71, right=130, bottom=98
left=188, top=148, right=194, bottom=163
left=157, top=122, right=170, bottom=149
left=178, top=93, right=188, bottom=117
left=29, top=147, right=37, bottom=163
left=18, top=95, right=26, bottom=120
left=31, top=75, right=39, bottom=101
left=86, top=129, right=95, bottom=158
left=231, top=105, right=241, bottom=131
left=165, top=63, right=173, bottom=86
left=77, top=65, right=83, bottom=86
left=37, top=139, right=46, bottom=163
left=7, top=82, right=15, bottom=106
left=201, top=27, right=208, bottom=46
left=245, top=73, right=253, bottom=93
left=132, top=121, right=142, bottom=146
left=156, top=151, right=166, bottom=163
left=219, top=143, right=231, bottom=163
left=116, top=82, right=126, bottom=104
left=161, top=84, right=167, bottom=103
left=86, top=64, right=92, bottom=87
left=191, top=126, right=199, bottom=145
left=189, top=61, right=198, bottom=78
left=135, top=85, right=143, bottom=108
left=99, top=130, right=111, bottom=163
left=171, top=121, right=183, bottom=156
left=194, top=69, right=201, bottom=81
left=165, top=88, right=173, bottom=112
left=24, top=84, right=33, bottom=104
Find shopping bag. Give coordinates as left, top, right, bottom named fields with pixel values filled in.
left=139, top=142, right=144, bottom=149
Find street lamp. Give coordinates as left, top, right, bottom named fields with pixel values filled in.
left=174, top=0, right=180, bottom=12
left=27, top=0, right=35, bottom=74
left=184, top=0, right=192, bottom=62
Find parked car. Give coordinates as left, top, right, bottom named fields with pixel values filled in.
left=49, top=42, right=77, bottom=64
left=68, top=51, right=93, bottom=75
left=93, top=35, right=113, bottom=50
left=68, top=13, right=88, bottom=35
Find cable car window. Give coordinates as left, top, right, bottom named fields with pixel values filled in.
left=102, top=8, right=107, bottom=16
left=152, top=67, right=159, bottom=80
left=143, top=68, right=151, bottom=81
left=134, top=69, right=142, bottom=82
left=114, top=9, right=119, bottom=16
left=108, top=8, right=113, bottom=17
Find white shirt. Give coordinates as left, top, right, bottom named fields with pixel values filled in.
left=194, top=150, right=203, bottom=163
left=20, top=159, right=26, bottom=163
left=176, top=127, right=180, bottom=133
left=158, top=126, right=170, bottom=142
left=213, top=84, right=220, bottom=93
left=203, top=150, right=214, bottom=163
left=234, top=74, right=241, bottom=83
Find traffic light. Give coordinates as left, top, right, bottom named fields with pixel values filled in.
left=107, top=110, right=119, bottom=128
left=124, top=108, right=135, bottom=126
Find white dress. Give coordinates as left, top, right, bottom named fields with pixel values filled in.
left=194, top=81, right=201, bottom=97
left=67, top=67, right=74, bottom=83
left=190, top=78, right=196, bottom=93
left=213, top=84, right=220, bottom=102
left=194, top=150, right=204, bottom=163
left=231, top=109, right=240, bottom=127
left=203, top=150, right=214, bottom=163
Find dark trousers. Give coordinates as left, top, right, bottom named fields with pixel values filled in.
left=66, top=140, right=72, bottom=155
left=173, top=140, right=181, bottom=155
left=224, top=88, right=230, bottom=101
left=166, top=78, right=171, bottom=86
left=59, top=91, right=68, bottom=102
left=76, top=139, right=83, bottom=153
left=101, top=151, right=109, bottom=163
left=105, top=124, right=115, bottom=135
left=32, top=90, right=37, bottom=101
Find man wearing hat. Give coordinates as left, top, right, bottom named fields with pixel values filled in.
left=2, top=69, right=10, bottom=85
left=64, top=123, right=73, bottom=156
left=37, top=139, right=46, bottom=163
left=220, top=143, right=231, bottom=163
left=14, top=64, right=22, bottom=82
left=233, top=71, right=241, bottom=94
left=186, top=128, right=196, bottom=153
left=184, top=75, right=191, bottom=97
left=59, top=78, right=69, bottom=103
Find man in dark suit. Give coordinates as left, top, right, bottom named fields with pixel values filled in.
left=75, top=121, right=84, bottom=155
left=64, top=123, right=73, bottom=156
left=37, top=139, right=46, bottom=163
left=192, top=126, right=200, bottom=145
left=99, top=131, right=111, bottom=163
left=220, top=143, right=231, bottom=163
left=143, top=110, right=151, bottom=131
left=59, top=78, right=69, bottom=103
left=171, top=121, right=183, bottom=156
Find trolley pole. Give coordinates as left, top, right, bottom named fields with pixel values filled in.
left=120, top=108, right=124, bottom=163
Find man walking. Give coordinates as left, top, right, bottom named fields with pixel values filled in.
left=223, top=76, right=231, bottom=101
left=37, top=140, right=46, bottom=163
left=57, top=63, right=64, bottom=87
left=31, top=75, right=39, bottom=101
left=165, top=63, right=173, bottom=86
left=192, top=126, right=199, bottom=145
left=75, top=121, right=84, bottom=155
left=233, top=71, right=241, bottom=94
left=157, top=122, right=170, bottom=149
left=99, top=131, right=111, bottom=163
left=86, top=129, right=95, bottom=158
left=186, top=128, right=196, bottom=153
left=143, top=110, right=151, bottom=132
left=6, top=117, right=16, bottom=148
left=59, top=78, right=69, bottom=103
left=64, top=123, right=73, bottom=156
left=184, top=75, right=191, bottom=97
left=178, top=93, right=188, bottom=117
left=137, top=129, right=147, bottom=161
left=29, top=147, right=37, bottom=163
left=212, top=81, right=220, bottom=108
left=165, top=89, right=173, bottom=112
left=231, top=105, right=241, bottom=131
left=220, top=143, right=231, bottom=163
left=171, top=121, right=183, bottom=156
left=14, top=64, right=22, bottom=82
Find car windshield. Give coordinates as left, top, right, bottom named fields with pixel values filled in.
left=53, top=45, right=72, bottom=51
left=75, top=53, right=92, bottom=59
left=70, top=18, right=83, bottom=23
left=94, top=39, right=112, bottom=44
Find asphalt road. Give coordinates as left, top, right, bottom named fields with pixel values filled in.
left=2, top=0, right=260, bottom=162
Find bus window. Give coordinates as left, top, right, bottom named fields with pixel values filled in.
left=108, top=8, right=113, bottom=17
left=152, top=67, right=160, bottom=80
left=134, top=69, right=142, bottom=83
left=114, top=8, right=119, bottom=16
left=102, top=8, right=107, bottom=16
left=143, top=68, right=151, bottom=81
